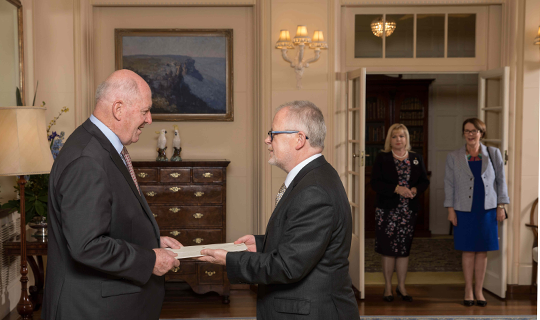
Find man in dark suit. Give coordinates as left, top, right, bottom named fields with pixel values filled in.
left=42, top=70, right=181, bottom=320
left=199, top=101, right=359, bottom=319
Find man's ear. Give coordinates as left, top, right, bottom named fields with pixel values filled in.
left=295, top=132, right=308, bottom=150
left=112, top=100, right=123, bottom=121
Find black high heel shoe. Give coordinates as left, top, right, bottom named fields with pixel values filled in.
left=383, top=289, right=394, bottom=302
left=463, top=300, right=475, bottom=306
left=396, top=286, right=413, bottom=302
left=476, top=299, right=487, bottom=307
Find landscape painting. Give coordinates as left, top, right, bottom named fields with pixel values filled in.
left=115, top=29, right=233, bottom=121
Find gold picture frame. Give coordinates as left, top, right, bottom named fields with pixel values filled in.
left=115, top=28, right=233, bottom=121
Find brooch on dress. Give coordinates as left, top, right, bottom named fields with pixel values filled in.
left=413, top=159, right=419, bottom=165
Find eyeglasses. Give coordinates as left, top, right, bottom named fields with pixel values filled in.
left=464, top=129, right=480, bottom=135
left=267, top=130, right=309, bottom=142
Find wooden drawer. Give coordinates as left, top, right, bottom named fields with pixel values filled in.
left=161, top=229, right=222, bottom=246
left=150, top=206, right=222, bottom=228
left=160, top=168, right=191, bottom=183
left=167, top=261, right=196, bottom=275
left=134, top=169, right=158, bottom=182
left=142, top=185, right=223, bottom=204
left=193, top=168, right=223, bottom=183
left=198, top=264, right=223, bottom=284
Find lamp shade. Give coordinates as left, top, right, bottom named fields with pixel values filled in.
left=0, top=107, right=54, bottom=176
left=293, top=25, right=311, bottom=44
left=276, top=29, right=294, bottom=49
left=534, top=26, right=540, bottom=45
left=309, top=30, right=328, bottom=49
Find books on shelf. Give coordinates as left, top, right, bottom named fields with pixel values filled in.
left=367, top=99, right=385, bottom=120
left=366, top=124, right=386, bottom=143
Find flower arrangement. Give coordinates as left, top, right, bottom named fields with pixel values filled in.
left=1, top=104, right=69, bottom=223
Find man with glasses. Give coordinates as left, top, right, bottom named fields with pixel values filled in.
left=198, top=100, right=359, bottom=319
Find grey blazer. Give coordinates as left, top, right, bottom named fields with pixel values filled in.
left=444, top=143, right=510, bottom=212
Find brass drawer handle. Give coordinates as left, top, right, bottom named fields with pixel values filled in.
left=153, top=214, right=157, bottom=218
left=137, top=172, right=148, bottom=178
left=202, top=172, right=213, bottom=178
left=194, top=192, right=204, bottom=197
left=169, top=207, right=180, bottom=213
left=193, top=238, right=204, bottom=244
left=205, top=271, right=216, bottom=276
left=146, top=191, right=156, bottom=197
left=169, top=172, right=181, bottom=178
left=193, top=213, right=203, bottom=219
left=171, top=267, right=179, bottom=273
left=170, top=231, right=181, bottom=236
left=169, top=187, right=181, bottom=192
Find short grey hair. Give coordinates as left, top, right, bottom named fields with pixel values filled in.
left=95, top=76, right=140, bottom=105
left=276, top=100, right=326, bottom=149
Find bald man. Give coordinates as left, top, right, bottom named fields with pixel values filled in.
left=42, top=70, right=181, bottom=320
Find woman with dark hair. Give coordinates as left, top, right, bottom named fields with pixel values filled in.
left=444, top=118, right=509, bottom=307
left=371, top=123, right=430, bottom=303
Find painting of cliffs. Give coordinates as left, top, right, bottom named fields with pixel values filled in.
left=119, top=32, right=231, bottom=118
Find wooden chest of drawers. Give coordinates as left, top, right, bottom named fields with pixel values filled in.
left=133, top=160, right=231, bottom=303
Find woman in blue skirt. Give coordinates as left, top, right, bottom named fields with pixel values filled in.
left=444, top=118, right=509, bottom=307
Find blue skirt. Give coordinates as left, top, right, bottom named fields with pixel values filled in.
left=454, top=209, right=499, bottom=252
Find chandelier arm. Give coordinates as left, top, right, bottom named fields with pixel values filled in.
left=302, top=49, right=321, bottom=67
left=280, top=49, right=296, bottom=67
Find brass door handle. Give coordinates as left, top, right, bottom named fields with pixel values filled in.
left=194, top=192, right=204, bottom=197
left=202, top=172, right=213, bottom=178
left=205, top=271, right=216, bottom=276
left=169, top=187, right=181, bottom=192
left=193, top=238, right=203, bottom=244
left=171, top=267, right=179, bottom=273
left=193, top=213, right=203, bottom=219
left=137, top=172, right=148, bottom=178
left=146, top=191, right=156, bottom=197
left=169, top=172, right=181, bottom=178
left=352, top=153, right=359, bottom=158
left=170, top=231, right=181, bottom=236
left=169, top=207, right=180, bottom=213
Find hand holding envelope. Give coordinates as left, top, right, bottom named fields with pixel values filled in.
left=165, top=242, right=248, bottom=261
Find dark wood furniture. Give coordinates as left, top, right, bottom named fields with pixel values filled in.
left=3, top=230, right=47, bottom=312
left=132, top=160, right=231, bottom=303
left=365, top=75, right=433, bottom=238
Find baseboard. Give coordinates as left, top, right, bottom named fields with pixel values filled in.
left=230, top=284, right=250, bottom=290
left=507, top=284, right=537, bottom=296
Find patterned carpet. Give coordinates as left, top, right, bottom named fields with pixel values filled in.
left=365, top=237, right=463, bottom=272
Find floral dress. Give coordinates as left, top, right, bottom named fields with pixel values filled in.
left=374, top=158, right=418, bottom=257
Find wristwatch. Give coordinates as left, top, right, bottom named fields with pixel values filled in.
left=497, top=204, right=505, bottom=209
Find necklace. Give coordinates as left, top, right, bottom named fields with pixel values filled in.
left=392, top=150, right=408, bottom=159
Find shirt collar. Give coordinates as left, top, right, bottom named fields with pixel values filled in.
left=284, top=153, right=322, bottom=188
left=90, top=114, right=124, bottom=157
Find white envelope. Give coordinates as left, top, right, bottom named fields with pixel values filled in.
left=165, top=242, right=248, bottom=259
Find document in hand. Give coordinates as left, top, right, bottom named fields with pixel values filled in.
left=165, top=242, right=248, bottom=259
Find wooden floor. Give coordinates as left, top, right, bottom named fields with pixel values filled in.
left=4, top=284, right=536, bottom=319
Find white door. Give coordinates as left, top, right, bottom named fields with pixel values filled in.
left=478, top=66, right=510, bottom=298
left=346, top=68, right=366, bottom=299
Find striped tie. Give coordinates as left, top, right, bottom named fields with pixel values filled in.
left=275, top=183, right=287, bottom=206
left=121, top=147, right=140, bottom=194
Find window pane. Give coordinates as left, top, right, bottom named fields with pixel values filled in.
left=448, top=14, right=476, bottom=57
left=355, top=15, right=383, bottom=58
left=385, top=14, right=414, bottom=58
left=416, top=14, right=445, bottom=58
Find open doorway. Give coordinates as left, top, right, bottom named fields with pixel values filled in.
left=363, top=73, right=478, bottom=286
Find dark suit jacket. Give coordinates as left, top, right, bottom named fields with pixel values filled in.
left=42, top=119, right=164, bottom=320
left=226, top=156, right=359, bottom=320
left=370, top=151, right=430, bottom=212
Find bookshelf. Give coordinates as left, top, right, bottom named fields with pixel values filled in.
left=364, top=75, right=433, bottom=238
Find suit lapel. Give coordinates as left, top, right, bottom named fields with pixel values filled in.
left=262, top=156, right=328, bottom=250
left=82, top=120, right=161, bottom=244
left=480, top=143, right=489, bottom=174
left=457, top=145, right=473, bottom=178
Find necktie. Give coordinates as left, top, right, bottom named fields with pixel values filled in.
left=121, top=146, right=140, bottom=194
left=275, top=183, right=287, bottom=206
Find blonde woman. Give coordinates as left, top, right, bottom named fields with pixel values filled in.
left=444, top=118, right=509, bottom=307
left=371, top=123, right=430, bottom=302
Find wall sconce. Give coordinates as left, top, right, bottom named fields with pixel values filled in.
left=534, top=26, right=540, bottom=45
left=276, top=25, right=328, bottom=89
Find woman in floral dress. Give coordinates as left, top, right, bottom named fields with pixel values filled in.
left=371, top=123, right=430, bottom=302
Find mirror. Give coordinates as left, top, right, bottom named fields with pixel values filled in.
left=0, top=0, right=24, bottom=106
